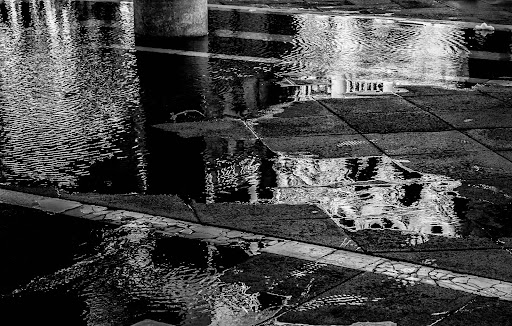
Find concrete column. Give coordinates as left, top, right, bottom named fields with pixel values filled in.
left=134, top=0, right=207, bottom=38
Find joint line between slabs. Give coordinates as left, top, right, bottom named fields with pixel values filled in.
left=313, top=97, right=388, bottom=156
left=397, top=93, right=512, bottom=167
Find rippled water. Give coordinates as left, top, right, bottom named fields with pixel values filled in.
left=1, top=0, right=511, bottom=192
left=1, top=208, right=287, bottom=325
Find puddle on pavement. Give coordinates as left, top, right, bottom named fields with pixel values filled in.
left=145, top=127, right=511, bottom=245
left=0, top=208, right=288, bottom=325
left=0, top=0, right=511, bottom=244
left=270, top=154, right=466, bottom=245
left=1, top=0, right=511, bottom=192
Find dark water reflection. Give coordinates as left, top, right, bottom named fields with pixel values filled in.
left=1, top=207, right=285, bottom=325
left=0, top=0, right=511, bottom=194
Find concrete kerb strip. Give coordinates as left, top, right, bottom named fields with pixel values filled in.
left=1, top=188, right=512, bottom=302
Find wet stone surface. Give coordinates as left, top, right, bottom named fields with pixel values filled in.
left=263, top=134, right=384, bottom=158
left=366, top=130, right=489, bottom=156
left=464, top=128, right=512, bottom=151
left=378, top=249, right=512, bottom=282
left=435, top=296, right=512, bottom=326
left=220, top=253, right=362, bottom=307
left=250, top=115, right=357, bottom=137
left=63, top=193, right=199, bottom=222
left=276, top=272, right=473, bottom=326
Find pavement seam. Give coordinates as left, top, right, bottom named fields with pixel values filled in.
left=396, top=93, right=512, bottom=164
left=313, top=97, right=393, bottom=156
left=1, top=188, right=512, bottom=301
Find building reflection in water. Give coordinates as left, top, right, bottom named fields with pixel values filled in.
left=185, top=136, right=465, bottom=244
left=0, top=0, right=148, bottom=192
left=271, top=155, right=463, bottom=243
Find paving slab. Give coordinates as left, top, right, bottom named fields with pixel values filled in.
left=266, top=100, right=334, bottom=118
left=251, top=115, right=357, bottom=137
left=320, top=96, right=424, bottom=114
left=499, top=150, right=512, bottom=161
left=263, top=134, right=383, bottom=158
left=193, top=202, right=330, bottom=221
left=335, top=111, right=452, bottom=134
left=366, top=130, right=489, bottom=155
left=0, top=189, right=46, bottom=210
left=436, top=296, right=512, bottom=326
left=62, top=193, right=199, bottom=222
left=477, top=85, right=512, bottom=104
left=424, top=110, right=512, bottom=129
left=194, top=204, right=357, bottom=248
left=390, top=150, right=512, bottom=180
left=377, top=249, right=512, bottom=283
left=401, top=86, right=472, bottom=97
left=405, top=93, right=508, bottom=113
left=152, top=119, right=256, bottom=139
left=276, top=272, right=473, bottom=326
left=346, top=229, right=503, bottom=252
left=221, top=253, right=362, bottom=305
left=464, top=128, right=512, bottom=151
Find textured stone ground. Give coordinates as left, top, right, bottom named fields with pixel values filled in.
left=3, top=85, right=512, bottom=325
left=2, top=0, right=512, bottom=324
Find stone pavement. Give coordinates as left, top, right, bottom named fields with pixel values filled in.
left=2, top=84, right=512, bottom=325
left=210, top=0, right=512, bottom=26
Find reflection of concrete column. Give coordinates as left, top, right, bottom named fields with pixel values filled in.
left=243, top=77, right=259, bottom=114
left=135, top=36, right=210, bottom=123
left=331, top=75, right=347, bottom=98
left=134, top=0, right=207, bottom=38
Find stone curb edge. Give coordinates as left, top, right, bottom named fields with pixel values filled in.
left=1, top=188, right=511, bottom=301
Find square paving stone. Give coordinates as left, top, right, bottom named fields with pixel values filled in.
left=389, top=150, right=512, bottom=180
left=338, top=111, right=452, bottom=134
left=268, top=100, right=334, bottom=118
left=195, top=207, right=356, bottom=249
left=457, top=176, right=512, bottom=202
left=276, top=272, right=473, bottom=326
left=377, top=249, right=512, bottom=283
left=152, top=119, right=256, bottom=139
left=220, top=253, right=362, bottom=306
left=347, top=229, right=502, bottom=253
left=499, top=150, right=512, bottom=161
left=477, top=85, right=512, bottom=104
left=366, top=130, right=488, bottom=155
left=320, top=96, right=423, bottom=114
left=62, top=193, right=198, bottom=222
left=406, top=93, right=506, bottom=113
left=431, top=110, right=512, bottom=129
left=400, top=86, right=466, bottom=97
left=193, top=202, right=330, bottom=221
left=251, top=115, right=356, bottom=138
left=264, top=134, right=383, bottom=158
left=465, top=128, right=512, bottom=151
left=436, top=296, right=512, bottom=326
